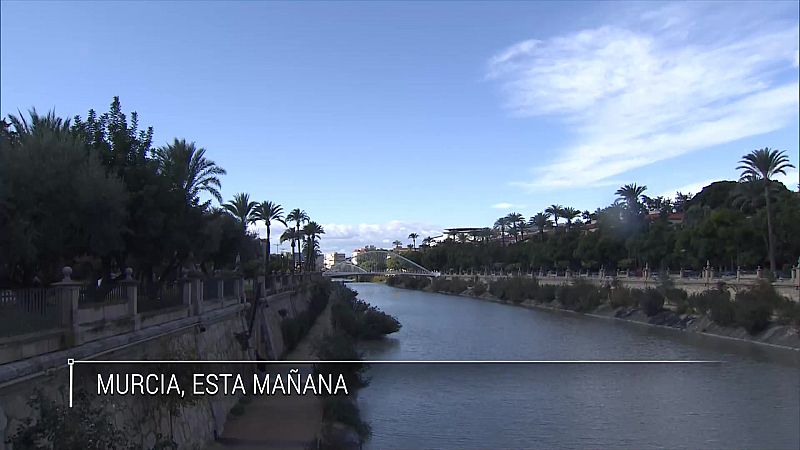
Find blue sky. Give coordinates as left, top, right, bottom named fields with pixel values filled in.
left=2, top=1, right=798, bottom=253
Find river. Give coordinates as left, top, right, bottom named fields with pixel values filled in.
left=350, top=282, right=800, bottom=449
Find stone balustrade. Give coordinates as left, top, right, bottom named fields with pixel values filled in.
left=0, top=267, right=315, bottom=364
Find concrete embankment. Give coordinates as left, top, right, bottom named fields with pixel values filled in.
left=396, top=282, right=800, bottom=351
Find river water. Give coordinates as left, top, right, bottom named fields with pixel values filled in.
left=350, top=283, right=800, bottom=449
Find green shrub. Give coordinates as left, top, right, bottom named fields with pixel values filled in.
left=431, top=278, right=468, bottom=294
left=538, top=284, right=557, bottom=302
left=322, top=396, right=371, bottom=440
left=9, top=390, right=131, bottom=450
left=315, top=331, right=368, bottom=389
left=330, top=284, right=401, bottom=340
left=689, top=287, right=734, bottom=325
left=553, top=280, right=606, bottom=312
left=489, top=280, right=505, bottom=298
left=472, top=281, right=487, bottom=296
left=609, top=286, right=636, bottom=308
left=775, top=299, right=800, bottom=326
left=732, top=281, right=783, bottom=334
left=637, top=289, right=665, bottom=317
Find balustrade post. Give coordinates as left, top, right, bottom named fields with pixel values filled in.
left=192, top=278, right=204, bottom=315
left=119, top=268, right=140, bottom=330
left=794, top=266, right=799, bottom=289
left=54, top=266, right=82, bottom=344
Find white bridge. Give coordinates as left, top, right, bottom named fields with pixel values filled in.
left=322, top=250, right=439, bottom=277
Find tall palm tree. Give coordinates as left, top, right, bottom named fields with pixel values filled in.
left=286, top=208, right=309, bottom=272
left=252, top=201, right=286, bottom=276
left=737, top=148, right=795, bottom=274
left=545, top=205, right=563, bottom=228
left=494, top=217, right=509, bottom=246
left=223, top=193, right=258, bottom=235
left=561, top=207, right=580, bottom=230
left=614, top=183, right=647, bottom=214
left=506, top=212, right=524, bottom=242
left=154, top=138, right=226, bottom=206
left=302, top=221, right=325, bottom=271
left=530, top=212, right=552, bottom=241
left=408, top=233, right=419, bottom=250
left=280, top=228, right=301, bottom=274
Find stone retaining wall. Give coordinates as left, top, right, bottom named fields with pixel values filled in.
left=0, top=287, right=315, bottom=450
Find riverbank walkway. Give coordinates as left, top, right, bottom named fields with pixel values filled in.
left=206, top=303, right=333, bottom=450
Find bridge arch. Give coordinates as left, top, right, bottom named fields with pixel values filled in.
left=322, top=250, right=438, bottom=277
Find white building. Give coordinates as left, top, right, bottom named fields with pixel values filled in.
left=324, top=252, right=347, bottom=269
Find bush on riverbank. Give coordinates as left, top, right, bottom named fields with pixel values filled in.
left=471, top=281, right=487, bottom=296
left=430, top=277, right=469, bottom=294
left=487, top=277, right=539, bottom=303
left=689, top=285, right=734, bottom=325
left=389, top=275, right=800, bottom=336
left=330, top=284, right=401, bottom=340
left=733, top=281, right=788, bottom=334
left=321, top=397, right=371, bottom=447
left=386, top=275, right=431, bottom=290
left=314, top=283, right=402, bottom=447
left=556, top=280, right=608, bottom=312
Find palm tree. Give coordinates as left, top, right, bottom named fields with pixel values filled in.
left=506, top=212, right=524, bottom=242
left=280, top=228, right=301, bottom=274
left=479, top=227, right=492, bottom=244
left=545, top=205, right=563, bottom=228
left=674, top=192, right=692, bottom=213
left=408, top=233, right=419, bottom=250
left=421, top=236, right=434, bottom=248
left=154, top=138, right=226, bottom=206
left=7, top=108, right=72, bottom=137
left=494, top=217, right=509, bottom=246
left=614, top=183, right=647, bottom=214
left=223, top=193, right=258, bottom=235
left=252, top=201, right=286, bottom=276
left=286, top=209, right=309, bottom=272
left=529, top=212, right=552, bottom=241
left=737, top=148, right=795, bottom=275
left=392, top=240, right=402, bottom=248
left=561, top=207, right=580, bottom=230
left=302, top=221, right=325, bottom=271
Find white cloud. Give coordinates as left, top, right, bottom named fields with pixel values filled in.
left=657, top=168, right=799, bottom=200
left=491, top=202, right=526, bottom=209
left=318, top=220, right=442, bottom=254
left=489, top=5, right=799, bottom=189
left=657, top=178, right=719, bottom=199
left=775, top=169, right=799, bottom=190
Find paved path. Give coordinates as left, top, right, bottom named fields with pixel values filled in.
left=207, top=304, right=332, bottom=450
